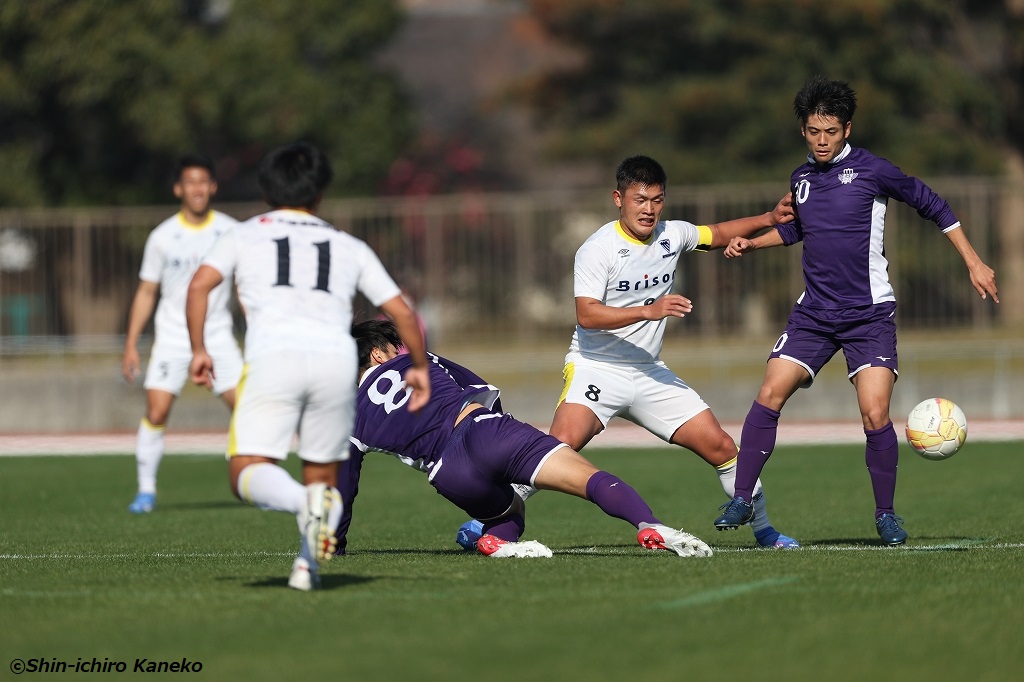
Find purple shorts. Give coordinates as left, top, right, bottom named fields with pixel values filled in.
left=426, top=409, right=565, bottom=520
left=769, top=302, right=898, bottom=387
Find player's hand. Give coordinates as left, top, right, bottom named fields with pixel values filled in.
left=724, top=236, right=754, bottom=258
left=770, top=192, right=795, bottom=225
left=968, top=261, right=999, bottom=303
left=403, top=365, right=431, bottom=413
left=648, top=294, right=693, bottom=320
left=121, top=348, right=140, bottom=383
left=189, top=351, right=216, bottom=390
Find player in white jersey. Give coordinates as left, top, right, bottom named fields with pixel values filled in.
left=186, top=142, right=430, bottom=591
left=122, top=153, right=243, bottom=514
left=554, top=155, right=802, bottom=548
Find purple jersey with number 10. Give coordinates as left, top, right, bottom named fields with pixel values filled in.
left=778, top=145, right=959, bottom=310
left=349, top=353, right=500, bottom=469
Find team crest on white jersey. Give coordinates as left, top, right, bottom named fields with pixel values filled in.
left=618, top=248, right=630, bottom=258
left=839, top=168, right=858, bottom=184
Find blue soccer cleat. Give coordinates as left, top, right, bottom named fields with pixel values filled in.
left=876, top=513, right=908, bottom=546
left=754, top=526, right=801, bottom=549
left=456, top=520, right=484, bottom=550
left=714, top=496, right=754, bottom=530
left=127, top=492, right=156, bottom=514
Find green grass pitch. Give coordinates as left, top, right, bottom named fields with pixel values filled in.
left=2, top=442, right=1022, bottom=681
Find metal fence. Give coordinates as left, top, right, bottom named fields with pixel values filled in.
left=1, top=178, right=1022, bottom=430
left=0, top=178, right=1018, bottom=347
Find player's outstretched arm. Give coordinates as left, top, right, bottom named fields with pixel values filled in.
left=706, top=192, right=794, bottom=249
left=723, top=229, right=786, bottom=259
left=576, top=294, right=693, bottom=330
left=122, top=280, right=159, bottom=383
left=945, top=226, right=999, bottom=302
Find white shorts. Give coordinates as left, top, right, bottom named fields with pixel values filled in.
left=228, top=350, right=356, bottom=464
left=144, top=336, right=243, bottom=396
left=558, top=354, right=710, bottom=442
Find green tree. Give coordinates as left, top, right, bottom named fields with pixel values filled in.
left=520, top=0, right=1020, bottom=183
left=0, top=0, right=413, bottom=206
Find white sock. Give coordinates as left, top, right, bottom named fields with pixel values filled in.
left=235, top=463, right=306, bottom=514
left=716, top=457, right=770, bottom=532
left=135, top=418, right=164, bottom=494
left=297, top=484, right=343, bottom=564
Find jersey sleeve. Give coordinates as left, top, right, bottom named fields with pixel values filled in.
left=355, top=241, right=402, bottom=307
left=691, top=224, right=714, bottom=252
left=665, top=220, right=707, bottom=253
left=873, top=156, right=960, bottom=231
left=573, top=241, right=612, bottom=300
left=776, top=220, right=803, bottom=245
left=199, top=228, right=238, bottom=277
left=334, top=442, right=365, bottom=555
left=137, top=230, right=165, bottom=283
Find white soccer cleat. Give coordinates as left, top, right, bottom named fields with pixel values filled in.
left=300, top=483, right=342, bottom=564
left=287, top=556, right=320, bottom=592
left=477, top=534, right=553, bottom=558
left=638, top=522, right=713, bottom=557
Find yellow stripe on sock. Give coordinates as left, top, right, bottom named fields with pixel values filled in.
left=237, top=462, right=266, bottom=505
left=717, top=455, right=738, bottom=471
left=141, top=417, right=166, bottom=432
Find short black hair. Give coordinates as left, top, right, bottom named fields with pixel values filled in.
left=793, top=75, right=857, bottom=126
left=175, top=153, right=215, bottom=182
left=615, top=155, right=667, bottom=193
left=352, top=319, right=402, bottom=373
left=257, top=142, right=333, bottom=209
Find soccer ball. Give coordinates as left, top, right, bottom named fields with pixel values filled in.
left=905, top=398, right=967, bottom=460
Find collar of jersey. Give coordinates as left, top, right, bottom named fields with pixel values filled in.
left=615, top=220, right=654, bottom=245
left=805, top=142, right=852, bottom=167
left=176, top=210, right=215, bottom=230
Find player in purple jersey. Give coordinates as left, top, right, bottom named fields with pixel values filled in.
left=336, top=320, right=714, bottom=558
left=713, top=76, right=999, bottom=545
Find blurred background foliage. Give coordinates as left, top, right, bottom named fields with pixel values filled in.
left=520, top=0, right=1022, bottom=183
left=0, top=0, right=1022, bottom=206
left=0, top=0, right=413, bottom=205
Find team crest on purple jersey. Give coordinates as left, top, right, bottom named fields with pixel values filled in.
left=839, top=168, right=858, bottom=184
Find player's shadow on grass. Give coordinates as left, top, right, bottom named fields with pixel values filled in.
left=351, top=548, right=478, bottom=556
left=558, top=544, right=646, bottom=556
left=151, top=501, right=245, bottom=512
left=243, top=574, right=376, bottom=590
left=806, top=536, right=984, bottom=551
left=806, top=538, right=887, bottom=547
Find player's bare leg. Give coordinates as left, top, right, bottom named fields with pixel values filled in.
left=533, top=447, right=711, bottom=557
left=548, top=401, right=604, bottom=451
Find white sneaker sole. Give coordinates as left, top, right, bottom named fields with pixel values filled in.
left=487, top=540, right=553, bottom=558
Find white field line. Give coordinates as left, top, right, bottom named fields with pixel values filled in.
left=2, top=420, right=1023, bottom=456
left=3, top=542, right=1023, bottom=561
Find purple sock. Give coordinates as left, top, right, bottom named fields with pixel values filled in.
left=865, top=422, right=899, bottom=518
left=585, top=471, right=658, bottom=527
left=735, top=401, right=781, bottom=501
left=482, top=514, right=524, bottom=542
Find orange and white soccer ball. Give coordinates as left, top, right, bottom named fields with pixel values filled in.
left=905, top=398, right=968, bottom=460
